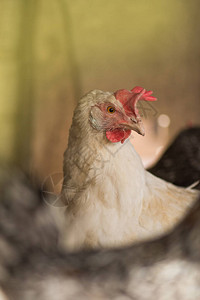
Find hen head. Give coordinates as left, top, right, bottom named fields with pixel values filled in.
left=89, top=86, right=157, bottom=144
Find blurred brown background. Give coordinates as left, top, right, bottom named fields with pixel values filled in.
left=0, top=0, right=199, bottom=187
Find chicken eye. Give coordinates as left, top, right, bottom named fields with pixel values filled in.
left=107, top=106, right=116, bottom=114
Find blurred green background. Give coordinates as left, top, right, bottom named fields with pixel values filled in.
left=0, top=0, right=199, bottom=183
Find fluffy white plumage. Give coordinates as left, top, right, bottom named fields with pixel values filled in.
left=61, top=89, right=199, bottom=250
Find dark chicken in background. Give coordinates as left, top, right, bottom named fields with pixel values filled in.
left=149, top=127, right=200, bottom=190
left=0, top=169, right=200, bottom=300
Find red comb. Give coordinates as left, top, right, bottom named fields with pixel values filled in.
left=114, top=86, right=157, bottom=118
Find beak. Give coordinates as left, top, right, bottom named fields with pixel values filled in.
left=119, top=117, right=145, bottom=136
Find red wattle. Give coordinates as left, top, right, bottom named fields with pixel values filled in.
left=106, top=129, right=131, bottom=144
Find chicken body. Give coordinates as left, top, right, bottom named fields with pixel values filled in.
left=62, top=89, right=199, bottom=250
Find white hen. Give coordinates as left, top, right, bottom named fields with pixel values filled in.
left=61, top=87, right=199, bottom=250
